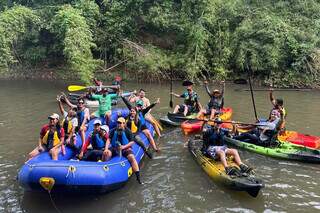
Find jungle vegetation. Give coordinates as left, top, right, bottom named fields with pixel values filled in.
left=1, top=0, right=320, bottom=87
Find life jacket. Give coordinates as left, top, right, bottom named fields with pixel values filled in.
left=77, top=109, right=85, bottom=126
left=138, top=111, right=146, bottom=130
left=208, top=96, right=223, bottom=109
left=61, top=118, right=72, bottom=135
left=126, top=117, right=138, bottom=134
left=90, top=132, right=105, bottom=150
left=42, top=127, right=61, bottom=150
left=183, top=91, right=198, bottom=107
left=111, top=130, right=129, bottom=147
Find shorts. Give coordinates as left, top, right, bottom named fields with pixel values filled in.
left=93, top=110, right=111, bottom=118
left=206, top=145, right=227, bottom=160
left=83, top=149, right=104, bottom=161
left=178, top=104, right=196, bottom=113
left=204, top=107, right=221, bottom=115
left=112, top=147, right=133, bottom=157
left=140, top=124, right=148, bottom=131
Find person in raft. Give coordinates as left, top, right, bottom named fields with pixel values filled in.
left=87, top=86, right=120, bottom=125
left=78, top=120, right=111, bottom=162
left=170, top=80, right=202, bottom=116
left=128, top=89, right=162, bottom=137
left=269, top=88, right=286, bottom=134
left=122, top=94, right=160, bottom=152
left=28, top=113, right=65, bottom=161
left=197, top=80, right=225, bottom=120
left=109, top=117, right=143, bottom=184
left=57, top=95, right=78, bottom=149
left=63, top=96, right=90, bottom=147
left=201, top=119, right=253, bottom=175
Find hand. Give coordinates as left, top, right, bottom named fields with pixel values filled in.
left=155, top=98, right=160, bottom=104
left=78, top=152, right=83, bottom=160
left=221, top=80, right=225, bottom=84
left=204, top=80, right=208, bottom=84
left=80, top=125, right=85, bottom=131
left=269, top=87, right=274, bottom=92
left=56, top=95, right=61, bottom=102
left=65, top=138, right=70, bottom=144
left=38, top=145, right=44, bottom=152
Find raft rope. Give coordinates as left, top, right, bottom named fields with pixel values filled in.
left=48, top=192, right=63, bottom=213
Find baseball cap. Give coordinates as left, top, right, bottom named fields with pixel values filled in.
left=94, top=120, right=102, bottom=125
left=117, top=117, right=126, bottom=123
left=136, top=100, right=144, bottom=106
left=100, top=125, right=109, bottom=133
left=48, top=113, right=59, bottom=120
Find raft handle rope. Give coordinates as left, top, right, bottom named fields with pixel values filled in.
left=65, top=166, right=76, bottom=179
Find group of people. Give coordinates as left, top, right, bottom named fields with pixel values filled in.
left=27, top=78, right=163, bottom=184
left=27, top=77, right=287, bottom=179
left=170, top=80, right=286, bottom=175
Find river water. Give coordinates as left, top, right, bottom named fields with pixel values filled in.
left=0, top=79, right=319, bottom=213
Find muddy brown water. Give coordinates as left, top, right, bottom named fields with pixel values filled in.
left=0, top=80, right=319, bottom=212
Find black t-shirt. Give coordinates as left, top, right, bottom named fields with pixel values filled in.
left=109, top=127, right=134, bottom=145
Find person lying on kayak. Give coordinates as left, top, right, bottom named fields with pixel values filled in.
left=78, top=120, right=111, bottom=162
left=269, top=88, right=286, bottom=134
left=202, top=120, right=252, bottom=175
left=197, top=80, right=225, bottom=120
left=63, top=96, right=90, bottom=147
left=87, top=87, right=120, bottom=125
left=122, top=95, right=160, bottom=152
left=109, top=117, right=143, bottom=184
left=57, top=95, right=78, bottom=149
left=233, top=110, right=282, bottom=147
left=170, top=81, right=202, bottom=116
left=128, top=89, right=162, bottom=137
left=28, top=113, right=65, bottom=161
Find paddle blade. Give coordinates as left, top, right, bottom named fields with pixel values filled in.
left=169, top=100, right=173, bottom=108
left=68, top=85, right=87, bottom=92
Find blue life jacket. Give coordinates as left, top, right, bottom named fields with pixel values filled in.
left=77, top=110, right=85, bottom=126
left=91, top=132, right=105, bottom=150
left=138, top=111, right=146, bottom=130
left=111, top=130, right=129, bottom=147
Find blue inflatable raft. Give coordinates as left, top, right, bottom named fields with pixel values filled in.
left=18, top=108, right=154, bottom=193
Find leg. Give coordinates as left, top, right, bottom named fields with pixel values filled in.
left=225, top=148, right=242, bottom=166
left=173, top=105, right=180, bottom=113
left=209, top=108, right=216, bottom=120
left=127, top=153, right=142, bottom=184
left=143, top=129, right=158, bottom=151
left=134, top=135, right=152, bottom=159
left=49, top=146, right=61, bottom=160
left=104, top=111, right=111, bottom=125
left=183, top=105, right=188, bottom=116
left=145, top=114, right=161, bottom=137
left=28, top=147, right=41, bottom=161
left=216, top=150, right=228, bottom=168
left=102, top=149, right=112, bottom=161
left=80, top=127, right=87, bottom=146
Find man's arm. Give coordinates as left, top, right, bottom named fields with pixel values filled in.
left=204, top=81, right=212, bottom=97
left=121, top=96, right=133, bottom=110
left=269, top=89, right=276, bottom=106
left=220, top=81, right=225, bottom=97
left=63, top=95, right=77, bottom=109
left=57, top=97, right=65, bottom=115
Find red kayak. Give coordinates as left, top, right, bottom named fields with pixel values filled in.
left=181, top=107, right=233, bottom=135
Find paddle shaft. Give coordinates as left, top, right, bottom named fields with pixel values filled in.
left=169, top=69, right=173, bottom=108
left=246, top=54, right=258, bottom=121
left=174, top=116, right=266, bottom=126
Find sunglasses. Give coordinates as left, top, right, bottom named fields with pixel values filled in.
left=117, top=121, right=125, bottom=124
left=78, top=102, right=84, bottom=105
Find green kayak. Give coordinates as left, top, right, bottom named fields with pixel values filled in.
left=223, top=136, right=320, bottom=164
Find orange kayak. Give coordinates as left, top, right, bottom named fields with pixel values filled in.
left=181, top=107, right=233, bottom=135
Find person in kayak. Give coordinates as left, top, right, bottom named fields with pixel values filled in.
left=197, top=80, right=225, bottom=120
left=171, top=81, right=202, bottom=116
left=269, top=88, right=287, bottom=134
left=202, top=120, right=252, bottom=175
left=128, top=89, right=162, bottom=137
left=87, top=87, right=120, bottom=125
left=78, top=120, right=111, bottom=161
left=109, top=117, right=143, bottom=184
left=233, top=110, right=282, bottom=147
left=28, top=113, right=65, bottom=161
left=122, top=94, right=160, bottom=152
left=63, top=96, right=90, bottom=147
left=57, top=95, right=78, bottom=149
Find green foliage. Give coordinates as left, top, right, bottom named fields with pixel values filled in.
left=1, top=0, right=320, bottom=87
left=50, top=5, right=100, bottom=83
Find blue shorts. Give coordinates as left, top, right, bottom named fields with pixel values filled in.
left=207, top=145, right=227, bottom=160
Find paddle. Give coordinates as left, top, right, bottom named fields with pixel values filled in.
left=173, top=116, right=267, bottom=126
left=169, top=69, right=173, bottom=108
left=246, top=53, right=258, bottom=121
left=68, top=85, right=119, bottom=92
